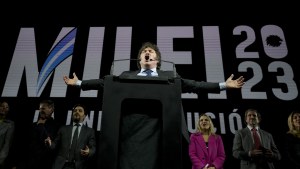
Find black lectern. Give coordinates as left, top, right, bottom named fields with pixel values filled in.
left=98, top=73, right=183, bottom=169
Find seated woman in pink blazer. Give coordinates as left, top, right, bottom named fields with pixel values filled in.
left=189, top=114, right=226, bottom=169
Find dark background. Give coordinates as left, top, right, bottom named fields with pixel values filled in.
left=0, top=4, right=299, bottom=169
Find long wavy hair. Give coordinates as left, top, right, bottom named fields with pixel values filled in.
left=196, top=113, right=216, bottom=135
left=287, top=111, right=300, bottom=138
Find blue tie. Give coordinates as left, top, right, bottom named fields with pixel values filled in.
left=144, top=69, right=153, bottom=76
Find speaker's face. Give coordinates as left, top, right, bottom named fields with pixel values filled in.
left=139, top=47, right=159, bottom=69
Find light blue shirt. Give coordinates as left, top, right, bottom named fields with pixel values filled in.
left=137, top=68, right=158, bottom=77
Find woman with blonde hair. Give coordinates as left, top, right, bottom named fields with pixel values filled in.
left=189, top=113, right=225, bottom=169
left=285, top=110, right=300, bottom=169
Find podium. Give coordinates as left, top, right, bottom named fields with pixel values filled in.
left=98, top=74, right=183, bottom=169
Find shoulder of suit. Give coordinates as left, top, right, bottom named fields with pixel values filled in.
left=3, top=119, right=14, bottom=124
left=81, top=124, right=94, bottom=129
left=119, top=70, right=138, bottom=76
left=158, top=70, right=181, bottom=77
left=213, top=134, right=221, bottom=138
left=190, top=132, right=202, bottom=138
left=235, top=128, right=248, bottom=134
left=122, top=70, right=133, bottom=73
left=259, top=129, right=271, bottom=134
left=1, top=120, right=14, bottom=128
left=62, top=125, right=72, bottom=129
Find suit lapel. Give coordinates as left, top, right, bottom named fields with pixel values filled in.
left=157, top=70, right=173, bottom=78
left=207, top=136, right=215, bottom=157
left=67, top=125, right=73, bottom=146
left=0, top=123, right=10, bottom=134
left=196, top=134, right=209, bottom=155
left=258, top=129, right=265, bottom=147
left=246, top=128, right=256, bottom=149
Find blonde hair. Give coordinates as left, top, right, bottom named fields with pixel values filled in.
left=196, top=114, right=216, bottom=135
left=287, top=111, right=300, bottom=138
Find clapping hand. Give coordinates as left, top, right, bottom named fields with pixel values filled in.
left=81, top=145, right=90, bottom=156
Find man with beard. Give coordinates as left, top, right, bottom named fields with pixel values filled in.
left=45, top=104, right=96, bottom=169
left=20, top=100, right=59, bottom=169
left=232, top=109, right=281, bottom=169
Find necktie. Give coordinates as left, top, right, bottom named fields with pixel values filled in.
left=251, top=128, right=261, bottom=149
left=144, top=69, right=153, bottom=76
left=69, top=123, right=80, bottom=162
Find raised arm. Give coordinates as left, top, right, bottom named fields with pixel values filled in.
left=225, top=74, right=245, bottom=89
left=63, top=72, right=79, bottom=86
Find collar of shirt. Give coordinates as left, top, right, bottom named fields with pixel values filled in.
left=247, top=125, right=259, bottom=131
left=72, top=122, right=83, bottom=135
left=138, top=68, right=158, bottom=76
left=72, top=122, right=83, bottom=127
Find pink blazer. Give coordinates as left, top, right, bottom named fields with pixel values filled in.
left=189, top=133, right=226, bottom=169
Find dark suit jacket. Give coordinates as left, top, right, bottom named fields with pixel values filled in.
left=81, top=70, right=221, bottom=94
left=80, top=70, right=221, bottom=143
left=232, top=127, right=281, bottom=169
left=0, top=119, right=14, bottom=166
left=25, top=118, right=58, bottom=169
left=50, top=124, right=96, bottom=169
left=284, top=133, right=300, bottom=169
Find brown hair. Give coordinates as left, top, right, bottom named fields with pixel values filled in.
left=244, top=108, right=261, bottom=123
left=72, top=104, right=88, bottom=115
left=40, top=100, right=55, bottom=111
left=137, top=42, right=161, bottom=69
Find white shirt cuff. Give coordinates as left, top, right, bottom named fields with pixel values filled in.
left=219, top=82, right=226, bottom=90
left=76, top=80, right=82, bottom=86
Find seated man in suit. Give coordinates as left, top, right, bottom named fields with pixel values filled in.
left=63, top=42, right=245, bottom=169
left=232, top=108, right=281, bottom=169
left=45, top=104, right=96, bottom=169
